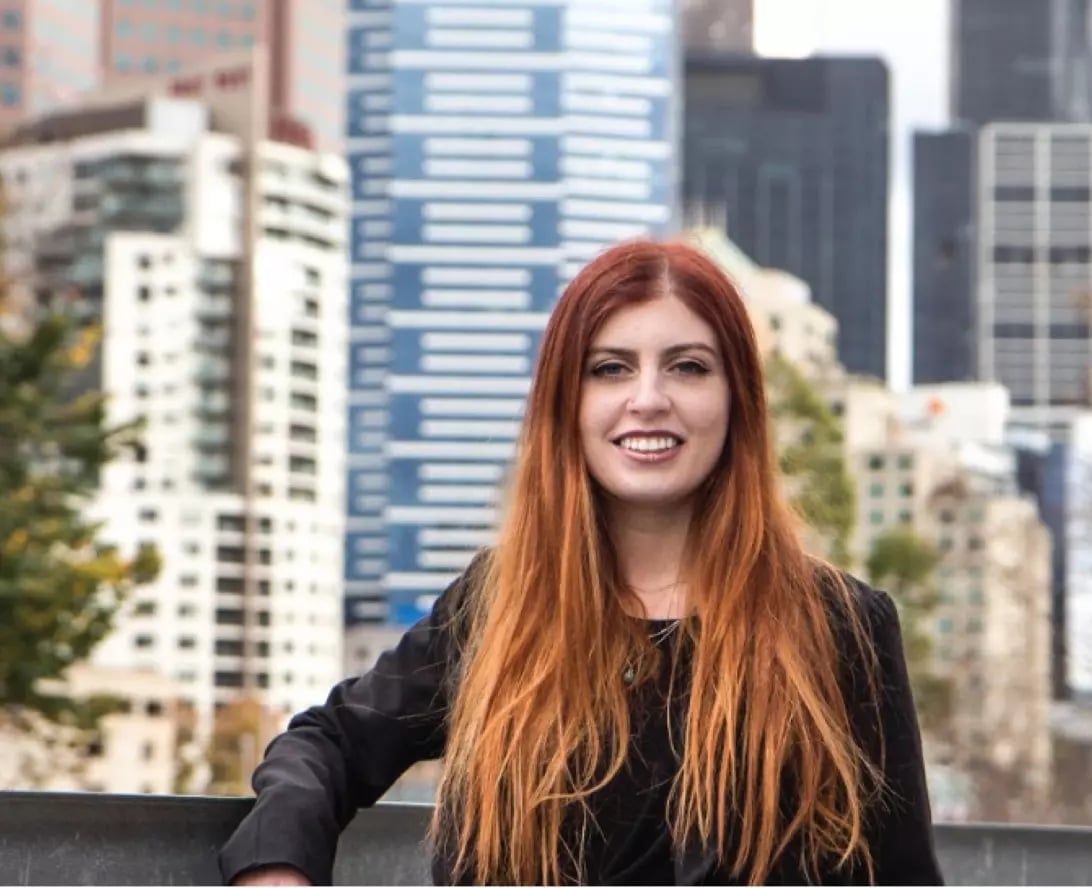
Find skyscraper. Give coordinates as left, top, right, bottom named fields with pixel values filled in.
left=0, top=0, right=100, bottom=128
left=344, top=0, right=677, bottom=626
left=0, top=1, right=343, bottom=150
left=951, top=0, right=1092, bottom=127
left=99, top=0, right=344, bottom=150
left=975, top=123, right=1092, bottom=436
left=682, top=55, right=890, bottom=380
left=679, top=0, right=752, bottom=54
left=912, top=129, right=976, bottom=384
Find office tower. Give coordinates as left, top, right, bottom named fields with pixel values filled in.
left=0, top=1, right=343, bottom=150
left=912, top=129, right=977, bottom=384
left=682, top=54, right=890, bottom=380
left=680, top=0, right=752, bottom=53
left=345, top=0, right=677, bottom=626
left=951, top=0, right=1092, bottom=127
left=0, top=87, right=349, bottom=744
left=99, top=0, right=344, bottom=150
left=974, top=123, right=1092, bottom=437
left=0, top=0, right=99, bottom=128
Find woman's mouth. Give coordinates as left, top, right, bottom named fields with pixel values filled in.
left=613, top=434, right=684, bottom=462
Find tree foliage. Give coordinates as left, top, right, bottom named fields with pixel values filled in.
left=765, top=351, right=855, bottom=565
left=206, top=696, right=280, bottom=796
left=865, top=526, right=952, bottom=733
left=0, top=310, right=160, bottom=724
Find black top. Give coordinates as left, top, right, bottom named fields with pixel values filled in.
left=582, top=619, right=680, bottom=886
left=219, top=562, right=944, bottom=886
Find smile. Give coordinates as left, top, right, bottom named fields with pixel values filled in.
left=614, top=435, right=682, bottom=454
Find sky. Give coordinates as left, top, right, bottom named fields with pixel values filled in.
left=752, top=0, right=950, bottom=390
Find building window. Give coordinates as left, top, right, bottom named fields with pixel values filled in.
left=143, top=57, right=158, bottom=73
left=897, top=454, right=913, bottom=470
left=192, top=28, right=205, bottom=44
left=217, top=31, right=231, bottom=47
left=2, top=46, right=18, bottom=66
left=116, top=18, right=132, bottom=36
left=0, top=83, right=19, bottom=106
left=3, top=10, right=21, bottom=29
left=868, top=482, right=883, bottom=498
left=868, top=510, right=884, bottom=526
left=868, top=454, right=884, bottom=471
left=898, top=481, right=914, bottom=497
left=215, top=671, right=243, bottom=688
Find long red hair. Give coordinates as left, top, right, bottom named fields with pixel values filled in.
left=432, top=239, right=879, bottom=884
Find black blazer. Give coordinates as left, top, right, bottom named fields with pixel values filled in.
left=219, top=564, right=944, bottom=885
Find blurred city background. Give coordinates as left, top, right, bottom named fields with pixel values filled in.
left=1, top=0, right=1091, bottom=831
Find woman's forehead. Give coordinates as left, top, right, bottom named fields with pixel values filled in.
left=589, top=295, right=718, bottom=348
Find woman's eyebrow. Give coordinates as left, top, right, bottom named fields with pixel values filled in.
left=586, top=343, right=719, bottom=360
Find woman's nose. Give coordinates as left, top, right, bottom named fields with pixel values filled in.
left=626, top=371, right=670, bottom=414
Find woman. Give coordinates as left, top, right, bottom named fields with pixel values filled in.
left=221, top=240, right=943, bottom=886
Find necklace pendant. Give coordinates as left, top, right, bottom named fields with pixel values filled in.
left=622, top=664, right=636, bottom=685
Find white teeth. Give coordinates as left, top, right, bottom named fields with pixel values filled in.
left=618, top=436, right=680, bottom=453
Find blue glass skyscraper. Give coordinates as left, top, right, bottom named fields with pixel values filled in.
left=345, top=0, right=678, bottom=626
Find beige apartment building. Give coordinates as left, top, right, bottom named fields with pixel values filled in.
left=838, top=378, right=1054, bottom=812
left=0, top=665, right=180, bottom=793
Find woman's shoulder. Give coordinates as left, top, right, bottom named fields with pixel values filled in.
left=811, top=562, right=901, bottom=653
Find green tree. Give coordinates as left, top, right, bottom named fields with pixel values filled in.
left=765, top=351, right=855, bottom=565
left=0, top=310, right=160, bottom=727
left=865, top=527, right=951, bottom=732
left=206, top=696, right=280, bottom=796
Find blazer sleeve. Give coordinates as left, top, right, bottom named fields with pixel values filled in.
left=863, top=587, right=945, bottom=886
left=218, top=560, right=479, bottom=886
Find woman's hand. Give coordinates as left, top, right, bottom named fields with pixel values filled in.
left=232, top=865, right=310, bottom=886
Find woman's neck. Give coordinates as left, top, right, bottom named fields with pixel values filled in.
left=607, top=501, right=691, bottom=620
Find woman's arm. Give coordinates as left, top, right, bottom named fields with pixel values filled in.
left=218, top=559, right=480, bottom=886
left=863, top=587, right=945, bottom=886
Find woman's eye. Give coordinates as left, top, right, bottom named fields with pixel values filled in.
left=673, top=360, right=709, bottom=375
left=591, top=361, right=627, bottom=377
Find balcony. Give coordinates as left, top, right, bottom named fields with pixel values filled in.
left=0, top=792, right=1090, bottom=885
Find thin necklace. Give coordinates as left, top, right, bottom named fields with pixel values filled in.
left=623, top=618, right=681, bottom=685
left=649, top=618, right=681, bottom=644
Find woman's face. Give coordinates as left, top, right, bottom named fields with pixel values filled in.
left=578, top=294, right=730, bottom=516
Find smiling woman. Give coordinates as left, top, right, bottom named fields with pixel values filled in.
left=221, top=239, right=943, bottom=887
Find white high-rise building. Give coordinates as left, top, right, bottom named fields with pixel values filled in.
left=976, top=123, right=1092, bottom=439
left=0, top=94, right=349, bottom=773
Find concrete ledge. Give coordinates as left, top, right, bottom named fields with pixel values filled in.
left=1, top=791, right=1091, bottom=885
